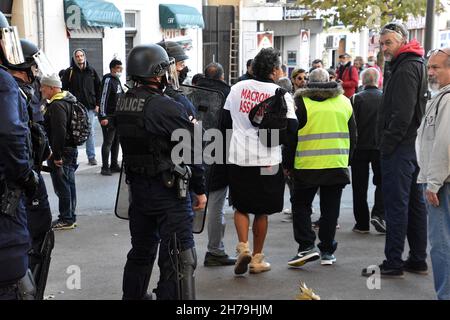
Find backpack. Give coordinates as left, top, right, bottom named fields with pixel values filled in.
left=67, top=101, right=91, bottom=146
left=249, top=87, right=288, bottom=147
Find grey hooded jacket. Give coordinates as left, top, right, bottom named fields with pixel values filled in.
left=416, top=84, right=450, bottom=193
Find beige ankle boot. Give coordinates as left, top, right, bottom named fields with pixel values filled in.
left=249, top=253, right=271, bottom=274
left=234, top=242, right=252, bottom=275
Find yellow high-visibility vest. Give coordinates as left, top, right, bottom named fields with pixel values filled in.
left=294, top=95, right=353, bottom=169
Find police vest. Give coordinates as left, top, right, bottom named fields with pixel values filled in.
left=114, top=87, right=173, bottom=176
left=294, top=95, right=353, bottom=170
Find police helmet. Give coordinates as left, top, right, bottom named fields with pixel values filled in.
left=127, top=44, right=171, bottom=79
left=0, top=11, right=25, bottom=67
left=8, top=39, right=39, bottom=71
left=157, top=41, right=188, bottom=62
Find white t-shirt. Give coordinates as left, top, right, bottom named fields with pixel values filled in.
left=224, top=79, right=297, bottom=166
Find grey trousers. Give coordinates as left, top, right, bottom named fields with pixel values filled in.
left=207, top=187, right=229, bottom=256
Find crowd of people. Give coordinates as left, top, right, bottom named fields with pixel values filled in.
left=1, top=8, right=450, bottom=300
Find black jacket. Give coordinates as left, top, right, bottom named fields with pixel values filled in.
left=289, top=81, right=357, bottom=187
left=351, top=86, right=383, bottom=150
left=165, top=85, right=197, bottom=118
left=376, top=51, right=427, bottom=155
left=196, top=77, right=231, bottom=99
left=62, top=59, right=101, bottom=110
left=195, top=77, right=231, bottom=192
left=237, top=72, right=253, bottom=82
left=44, top=91, right=78, bottom=161
left=99, top=73, right=123, bottom=120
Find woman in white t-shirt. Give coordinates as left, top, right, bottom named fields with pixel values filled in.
left=223, top=48, right=298, bottom=275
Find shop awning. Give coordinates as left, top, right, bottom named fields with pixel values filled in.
left=159, top=4, right=204, bottom=29
left=64, top=0, right=123, bottom=29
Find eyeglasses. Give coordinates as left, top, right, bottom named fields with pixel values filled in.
left=427, top=49, right=450, bottom=59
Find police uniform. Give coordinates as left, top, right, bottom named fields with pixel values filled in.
left=116, top=44, right=205, bottom=300
left=1, top=12, right=39, bottom=300
left=15, top=78, right=52, bottom=285
left=8, top=39, right=54, bottom=298
left=0, top=65, right=35, bottom=300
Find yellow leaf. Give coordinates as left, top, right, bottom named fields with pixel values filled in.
left=295, top=282, right=321, bottom=300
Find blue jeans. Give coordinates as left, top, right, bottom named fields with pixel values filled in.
left=206, top=187, right=228, bottom=256
left=381, top=145, right=427, bottom=269
left=86, top=110, right=96, bottom=160
left=425, top=183, right=450, bottom=300
left=49, top=148, right=78, bottom=223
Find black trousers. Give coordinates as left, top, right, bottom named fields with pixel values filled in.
left=292, top=182, right=344, bottom=254
left=122, top=175, right=194, bottom=300
left=351, top=149, right=384, bottom=230
left=26, top=173, right=52, bottom=272
left=101, top=125, right=119, bottom=168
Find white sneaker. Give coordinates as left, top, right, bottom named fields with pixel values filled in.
left=282, top=213, right=293, bottom=223
left=249, top=253, right=271, bottom=274
left=234, top=242, right=252, bottom=275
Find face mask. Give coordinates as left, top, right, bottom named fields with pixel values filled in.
left=178, top=66, right=189, bottom=84
left=367, top=61, right=375, bottom=67
left=115, top=72, right=122, bottom=78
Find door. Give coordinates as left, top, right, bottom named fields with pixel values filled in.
left=69, top=38, right=104, bottom=77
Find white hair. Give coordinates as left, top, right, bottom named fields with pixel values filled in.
left=361, top=68, right=380, bottom=87
left=309, top=68, right=330, bottom=83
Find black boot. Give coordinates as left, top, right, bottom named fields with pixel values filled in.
left=122, top=262, right=153, bottom=300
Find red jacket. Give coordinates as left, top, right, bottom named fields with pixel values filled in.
left=337, top=63, right=359, bottom=98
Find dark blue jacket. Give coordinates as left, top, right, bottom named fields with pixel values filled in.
left=0, top=66, right=32, bottom=284
left=13, top=77, right=45, bottom=123
left=165, top=85, right=197, bottom=118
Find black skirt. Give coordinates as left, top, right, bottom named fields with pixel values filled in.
left=228, top=164, right=285, bottom=215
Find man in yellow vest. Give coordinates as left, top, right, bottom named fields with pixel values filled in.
left=285, top=68, right=357, bottom=267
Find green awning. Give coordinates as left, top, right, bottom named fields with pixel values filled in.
left=64, top=0, right=123, bottom=29
left=159, top=4, right=204, bottom=29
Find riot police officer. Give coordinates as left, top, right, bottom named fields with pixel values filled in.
left=0, top=11, right=38, bottom=300
left=7, top=38, right=53, bottom=299
left=115, top=44, right=206, bottom=300
left=157, top=40, right=197, bottom=117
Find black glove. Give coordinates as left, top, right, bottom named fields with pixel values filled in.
left=21, top=170, right=39, bottom=199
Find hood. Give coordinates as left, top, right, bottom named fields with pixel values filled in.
left=50, top=91, right=77, bottom=104
left=395, top=39, right=425, bottom=58
left=71, top=48, right=89, bottom=69
left=294, top=81, right=344, bottom=103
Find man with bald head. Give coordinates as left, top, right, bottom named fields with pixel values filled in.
left=350, top=68, right=385, bottom=235
left=417, top=47, right=450, bottom=300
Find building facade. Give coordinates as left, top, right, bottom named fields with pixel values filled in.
left=10, top=0, right=204, bottom=80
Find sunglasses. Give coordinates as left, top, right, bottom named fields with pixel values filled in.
left=427, top=49, right=450, bottom=59
left=382, top=23, right=406, bottom=37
